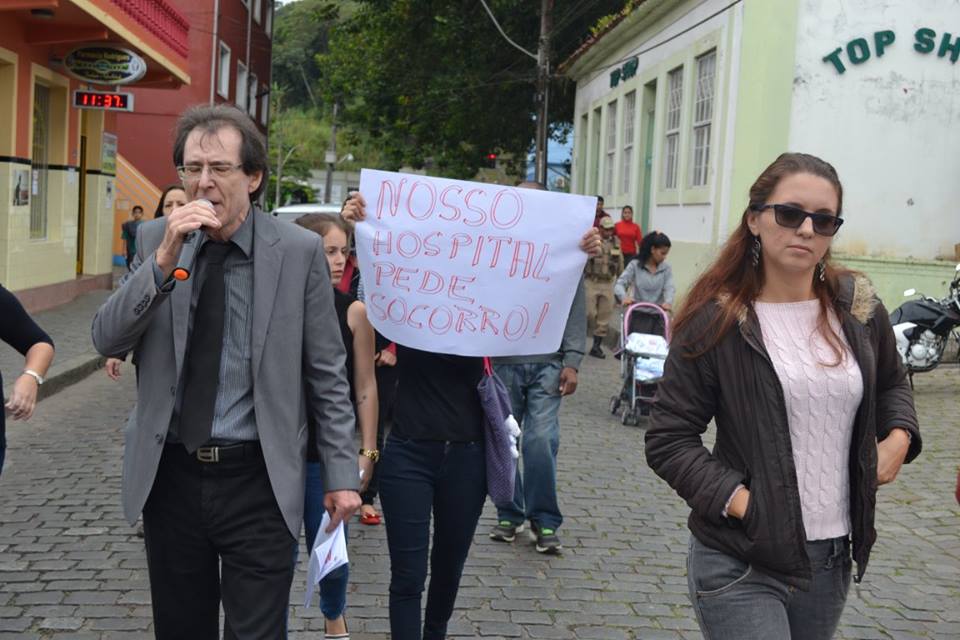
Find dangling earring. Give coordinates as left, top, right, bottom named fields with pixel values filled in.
left=817, top=261, right=826, bottom=282
left=751, top=236, right=761, bottom=268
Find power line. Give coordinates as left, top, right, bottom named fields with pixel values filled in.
left=477, top=0, right=538, bottom=60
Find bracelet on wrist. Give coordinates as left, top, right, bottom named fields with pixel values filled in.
left=21, top=369, right=44, bottom=385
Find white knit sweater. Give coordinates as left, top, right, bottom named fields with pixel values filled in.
left=754, top=299, right=863, bottom=541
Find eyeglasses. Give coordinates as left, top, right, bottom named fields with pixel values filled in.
left=176, top=163, right=243, bottom=181
left=752, top=203, right=844, bottom=237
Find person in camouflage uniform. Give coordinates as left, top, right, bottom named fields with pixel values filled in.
left=584, top=217, right=623, bottom=358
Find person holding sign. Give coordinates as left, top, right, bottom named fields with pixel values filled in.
left=294, top=213, right=379, bottom=639
left=488, top=182, right=587, bottom=554
left=342, top=190, right=600, bottom=640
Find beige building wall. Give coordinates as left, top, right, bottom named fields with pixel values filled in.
left=4, top=169, right=80, bottom=291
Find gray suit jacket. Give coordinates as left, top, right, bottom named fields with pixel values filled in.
left=92, top=209, right=357, bottom=537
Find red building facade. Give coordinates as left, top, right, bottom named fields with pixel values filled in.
left=113, top=0, right=274, bottom=259
left=0, top=0, right=192, bottom=308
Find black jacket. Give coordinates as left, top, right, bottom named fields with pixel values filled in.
left=645, top=273, right=921, bottom=590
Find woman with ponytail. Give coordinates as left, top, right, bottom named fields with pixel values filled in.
left=645, top=152, right=921, bottom=640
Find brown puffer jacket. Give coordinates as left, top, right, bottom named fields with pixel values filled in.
left=645, top=273, right=921, bottom=590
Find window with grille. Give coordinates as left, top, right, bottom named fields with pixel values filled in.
left=236, top=63, right=248, bottom=110
left=591, top=107, right=601, bottom=193
left=218, top=43, right=231, bottom=98
left=621, top=91, right=636, bottom=195
left=261, top=86, right=269, bottom=125
left=604, top=100, right=617, bottom=196
left=691, top=50, right=716, bottom=187
left=30, top=84, right=50, bottom=240
left=577, top=113, right=588, bottom=192
left=249, top=73, right=258, bottom=117
left=663, top=66, right=683, bottom=189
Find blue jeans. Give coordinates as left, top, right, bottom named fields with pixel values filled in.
left=687, top=534, right=851, bottom=640
left=301, top=461, right=349, bottom=621
left=379, top=433, right=487, bottom=640
left=493, top=362, right=563, bottom=531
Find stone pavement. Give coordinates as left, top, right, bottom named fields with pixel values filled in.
left=0, top=347, right=958, bottom=639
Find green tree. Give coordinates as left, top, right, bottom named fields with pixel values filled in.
left=316, top=0, right=627, bottom=178
left=271, top=0, right=340, bottom=108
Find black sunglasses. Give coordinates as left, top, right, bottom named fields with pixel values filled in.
left=751, top=203, right=844, bottom=237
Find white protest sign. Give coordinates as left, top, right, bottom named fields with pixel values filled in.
left=357, top=169, right=595, bottom=356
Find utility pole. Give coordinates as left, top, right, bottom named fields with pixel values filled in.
left=324, top=101, right=338, bottom=204
left=534, top=0, right=553, bottom=186
left=274, top=92, right=283, bottom=209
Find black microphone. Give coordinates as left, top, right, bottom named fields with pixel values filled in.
left=171, top=199, right=213, bottom=281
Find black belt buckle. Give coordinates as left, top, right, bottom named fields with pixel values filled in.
left=196, top=446, right=220, bottom=463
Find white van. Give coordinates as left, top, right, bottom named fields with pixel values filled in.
left=270, top=202, right=343, bottom=224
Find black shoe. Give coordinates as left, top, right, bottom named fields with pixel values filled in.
left=490, top=520, right=524, bottom=542
left=589, top=344, right=606, bottom=358
left=530, top=522, right=562, bottom=554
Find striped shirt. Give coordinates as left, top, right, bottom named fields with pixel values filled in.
left=169, top=210, right=257, bottom=443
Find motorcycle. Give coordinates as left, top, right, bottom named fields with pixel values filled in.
left=889, top=263, right=960, bottom=386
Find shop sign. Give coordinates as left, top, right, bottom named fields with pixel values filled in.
left=823, top=28, right=960, bottom=74
left=63, top=46, right=147, bottom=85
left=610, top=56, right=640, bottom=87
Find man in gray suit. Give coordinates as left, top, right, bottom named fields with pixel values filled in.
left=92, top=104, right=360, bottom=639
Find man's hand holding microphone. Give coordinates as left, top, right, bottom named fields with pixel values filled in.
left=155, top=199, right=221, bottom=281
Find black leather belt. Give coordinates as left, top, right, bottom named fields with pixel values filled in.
left=194, top=441, right=261, bottom=463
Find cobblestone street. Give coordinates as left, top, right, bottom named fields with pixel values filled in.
left=1, top=354, right=957, bottom=639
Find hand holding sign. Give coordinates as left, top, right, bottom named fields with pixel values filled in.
left=355, top=170, right=595, bottom=357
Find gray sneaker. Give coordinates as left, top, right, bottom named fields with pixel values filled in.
left=489, top=520, right=524, bottom=542
left=531, top=522, right=562, bottom=554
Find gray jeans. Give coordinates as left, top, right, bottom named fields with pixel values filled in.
left=687, top=534, right=851, bottom=640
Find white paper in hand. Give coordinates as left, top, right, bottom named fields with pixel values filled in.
left=304, top=511, right=349, bottom=607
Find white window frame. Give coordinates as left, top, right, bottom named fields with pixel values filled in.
left=253, top=0, right=262, bottom=24
left=265, top=0, right=273, bottom=38
left=260, top=86, right=269, bottom=125
left=236, top=62, right=248, bottom=110
left=217, top=42, right=231, bottom=99
left=620, top=91, right=636, bottom=195
left=248, top=73, right=258, bottom=117
left=30, top=82, right=51, bottom=240
left=604, top=100, right=617, bottom=197
left=691, top=50, right=716, bottom=188
left=663, top=66, right=684, bottom=190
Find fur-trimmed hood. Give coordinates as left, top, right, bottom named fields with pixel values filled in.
left=718, top=272, right=879, bottom=326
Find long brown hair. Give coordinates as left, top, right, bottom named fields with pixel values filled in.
left=673, top=152, right=852, bottom=363
left=294, top=213, right=353, bottom=245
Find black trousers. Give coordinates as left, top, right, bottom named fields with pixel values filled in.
left=379, top=433, right=487, bottom=640
left=142, top=443, right=295, bottom=640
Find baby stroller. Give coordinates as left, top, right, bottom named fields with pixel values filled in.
left=609, top=302, right=671, bottom=426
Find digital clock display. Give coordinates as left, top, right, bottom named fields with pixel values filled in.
left=72, top=90, right=134, bottom=112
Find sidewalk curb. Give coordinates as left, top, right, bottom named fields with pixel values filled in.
left=37, top=353, right=105, bottom=401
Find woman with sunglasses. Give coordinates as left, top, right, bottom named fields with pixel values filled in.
left=645, top=152, right=921, bottom=640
